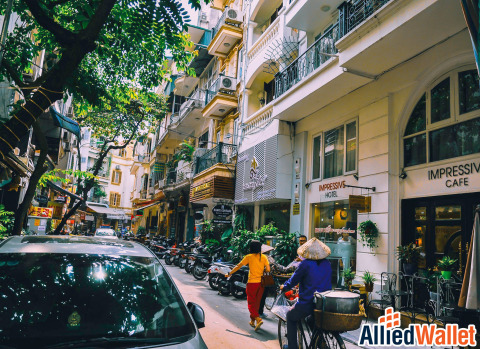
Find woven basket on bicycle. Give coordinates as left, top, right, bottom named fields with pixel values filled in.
left=314, top=310, right=364, bottom=332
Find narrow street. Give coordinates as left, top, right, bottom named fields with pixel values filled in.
left=164, top=262, right=362, bottom=349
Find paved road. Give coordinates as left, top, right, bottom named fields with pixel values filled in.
left=164, top=261, right=362, bottom=349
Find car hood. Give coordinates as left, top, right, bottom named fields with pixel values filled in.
left=152, top=333, right=207, bottom=349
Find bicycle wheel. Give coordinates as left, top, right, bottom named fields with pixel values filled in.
left=277, top=319, right=288, bottom=348
left=313, top=330, right=345, bottom=349
left=264, top=287, right=276, bottom=310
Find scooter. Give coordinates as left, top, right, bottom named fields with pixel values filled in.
left=164, top=247, right=180, bottom=265
left=192, top=247, right=224, bottom=280
left=207, top=262, right=235, bottom=291
left=227, top=265, right=249, bottom=299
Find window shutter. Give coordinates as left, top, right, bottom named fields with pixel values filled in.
left=116, top=194, right=121, bottom=207
left=109, top=193, right=114, bottom=206
left=118, top=171, right=122, bottom=184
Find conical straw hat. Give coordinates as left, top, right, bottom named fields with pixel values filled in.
left=261, top=244, right=274, bottom=254
left=297, top=237, right=331, bottom=260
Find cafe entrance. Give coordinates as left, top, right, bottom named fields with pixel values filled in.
left=401, top=192, right=480, bottom=276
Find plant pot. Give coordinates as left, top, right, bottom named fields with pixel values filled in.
left=441, top=271, right=452, bottom=280
left=403, top=263, right=418, bottom=276
left=365, top=283, right=374, bottom=292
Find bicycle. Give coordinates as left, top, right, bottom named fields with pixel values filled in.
left=273, top=290, right=345, bottom=349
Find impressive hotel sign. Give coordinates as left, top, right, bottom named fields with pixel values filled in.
left=404, top=159, right=480, bottom=198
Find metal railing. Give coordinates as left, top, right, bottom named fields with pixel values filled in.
left=172, top=90, right=206, bottom=124
left=194, top=142, right=237, bottom=175
left=338, top=0, right=391, bottom=38
left=136, top=154, right=150, bottom=163
left=205, top=76, right=236, bottom=105
left=274, top=23, right=338, bottom=98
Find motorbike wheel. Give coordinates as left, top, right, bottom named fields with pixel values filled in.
left=164, top=254, right=173, bottom=265
left=173, top=256, right=180, bottom=267
left=185, top=261, right=192, bottom=273
left=264, top=287, right=276, bottom=310
left=208, top=275, right=219, bottom=290
left=229, top=274, right=247, bottom=299
left=179, top=258, right=187, bottom=269
left=218, top=279, right=231, bottom=296
left=192, top=264, right=207, bottom=280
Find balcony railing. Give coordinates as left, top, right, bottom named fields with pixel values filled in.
left=165, top=162, right=193, bottom=186
left=194, top=142, right=237, bottom=175
left=274, top=23, right=338, bottom=98
left=205, top=75, right=236, bottom=105
left=136, top=154, right=150, bottom=163
left=171, top=90, right=206, bottom=125
left=211, top=7, right=241, bottom=39
left=338, top=0, right=391, bottom=38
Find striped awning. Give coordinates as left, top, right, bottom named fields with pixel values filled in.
left=49, top=107, right=80, bottom=138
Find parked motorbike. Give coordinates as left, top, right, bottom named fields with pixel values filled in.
left=207, top=262, right=234, bottom=291
left=192, top=247, right=224, bottom=280
left=228, top=265, right=249, bottom=299
left=164, top=247, right=180, bottom=265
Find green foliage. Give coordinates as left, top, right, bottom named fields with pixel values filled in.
left=0, top=205, right=14, bottom=238
left=273, top=231, right=299, bottom=266
left=396, top=243, right=422, bottom=264
left=204, top=239, right=220, bottom=254
left=229, top=229, right=259, bottom=263
left=38, top=169, right=96, bottom=188
left=234, top=206, right=251, bottom=232
left=420, top=268, right=440, bottom=292
left=361, top=271, right=377, bottom=285
left=257, top=222, right=278, bottom=239
left=437, top=256, right=457, bottom=271
left=342, top=267, right=356, bottom=286
left=166, top=139, right=195, bottom=169
left=93, top=184, right=106, bottom=198
left=137, top=227, right=146, bottom=235
left=357, top=220, right=379, bottom=250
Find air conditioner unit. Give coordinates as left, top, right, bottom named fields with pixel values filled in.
left=200, top=11, right=207, bottom=21
left=225, top=8, right=241, bottom=24
left=115, top=165, right=121, bottom=170
left=218, top=76, right=236, bottom=92
left=72, top=139, right=78, bottom=146
left=64, top=143, right=71, bottom=152
left=63, top=132, right=69, bottom=141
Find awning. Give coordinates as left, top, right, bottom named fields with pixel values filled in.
left=134, top=201, right=162, bottom=211
left=49, top=107, right=80, bottom=138
left=46, top=180, right=83, bottom=201
left=86, top=204, right=128, bottom=220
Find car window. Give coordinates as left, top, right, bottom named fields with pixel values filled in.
left=95, top=230, right=115, bottom=236
left=0, top=253, right=196, bottom=348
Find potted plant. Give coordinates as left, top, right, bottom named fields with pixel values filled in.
left=357, top=220, right=379, bottom=251
left=342, top=267, right=356, bottom=290
left=396, top=243, right=422, bottom=275
left=362, top=270, right=377, bottom=292
left=436, top=256, right=457, bottom=280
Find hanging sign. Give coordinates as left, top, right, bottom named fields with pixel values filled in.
left=212, top=204, right=233, bottom=217
left=35, top=195, right=48, bottom=205
left=29, top=207, right=53, bottom=218
left=213, top=219, right=232, bottom=224
left=292, top=204, right=300, bottom=215
left=349, top=195, right=371, bottom=212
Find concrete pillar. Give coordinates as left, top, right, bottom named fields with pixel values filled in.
left=290, top=131, right=307, bottom=237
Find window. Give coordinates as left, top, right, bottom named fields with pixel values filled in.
left=216, top=130, right=221, bottom=144
left=403, top=69, right=480, bottom=168
left=82, top=129, right=90, bottom=141
left=312, top=120, right=357, bottom=180
left=198, top=131, right=209, bottom=148
left=109, top=192, right=121, bottom=207
left=312, top=135, right=321, bottom=180
left=233, top=118, right=239, bottom=145
left=111, top=170, right=122, bottom=184
left=81, top=157, right=86, bottom=164
left=119, top=149, right=126, bottom=158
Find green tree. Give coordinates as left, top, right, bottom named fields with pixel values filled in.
left=0, top=0, right=204, bottom=159
left=52, top=91, right=166, bottom=235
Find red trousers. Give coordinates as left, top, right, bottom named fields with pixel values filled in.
left=246, top=282, right=264, bottom=320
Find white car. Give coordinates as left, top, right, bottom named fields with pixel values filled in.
left=94, top=228, right=118, bottom=239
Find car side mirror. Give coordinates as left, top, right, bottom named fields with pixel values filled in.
left=187, top=302, right=205, bottom=328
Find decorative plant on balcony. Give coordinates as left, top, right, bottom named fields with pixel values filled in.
left=256, top=222, right=278, bottom=240
left=342, top=267, right=356, bottom=290
left=436, top=256, right=457, bottom=280
left=362, top=270, right=377, bottom=292
left=358, top=220, right=379, bottom=251
left=166, top=139, right=196, bottom=169
left=92, top=183, right=106, bottom=198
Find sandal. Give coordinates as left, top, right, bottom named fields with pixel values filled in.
left=254, top=318, right=263, bottom=331
left=249, top=319, right=255, bottom=327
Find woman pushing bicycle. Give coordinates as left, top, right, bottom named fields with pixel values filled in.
left=280, top=237, right=332, bottom=349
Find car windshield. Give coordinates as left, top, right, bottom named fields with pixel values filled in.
left=0, top=253, right=196, bottom=348
left=95, top=230, right=115, bottom=236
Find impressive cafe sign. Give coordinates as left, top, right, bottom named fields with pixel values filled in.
left=404, top=159, right=480, bottom=198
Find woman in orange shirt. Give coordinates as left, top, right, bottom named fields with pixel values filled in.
left=226, top=240, right=270, bottom=331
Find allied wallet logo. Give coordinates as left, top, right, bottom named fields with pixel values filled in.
left=358, top=307, right=477, bottom=347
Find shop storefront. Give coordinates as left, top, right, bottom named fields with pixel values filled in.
left=400, top=67, right=480, bottom=278
left=235, top=135, right=292, bottom=231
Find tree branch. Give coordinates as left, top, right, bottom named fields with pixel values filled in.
left=80, top=0, right=117, bottom=43
left=23, top=0, right=77, bottom=46
left=1, top=60, right=26, bottom=88
left=45, top=0, right=72, bottom=10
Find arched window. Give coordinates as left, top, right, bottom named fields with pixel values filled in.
left=403, top=69, right=480, bottom=167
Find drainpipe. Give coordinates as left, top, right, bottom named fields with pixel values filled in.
left=238, top=0, right=252, bottom=149
left=0, top=0, right=14, bottom=68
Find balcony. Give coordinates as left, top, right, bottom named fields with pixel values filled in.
left=207, top=7, right=243, bottom=57
left=203, top=76, right=238, bottom=119
left=274, top=23, right=338, bottom=99
left=285, top=0, right=343, bottom=34
left=194, top=142, right=237, bottom=175
left=170, top=89, right=206, bottom=131
left=165, top=162, right=193, bottom=188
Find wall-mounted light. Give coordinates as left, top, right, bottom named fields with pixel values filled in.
left=223, top=42, right=231, bottom=47
left=219, top=108, right=225, bottom=113
left=353, top=173, right=359, bottom=180
left=399, top=169, right=407, bottom=179
left=305, top=182, right=311, bottom=189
